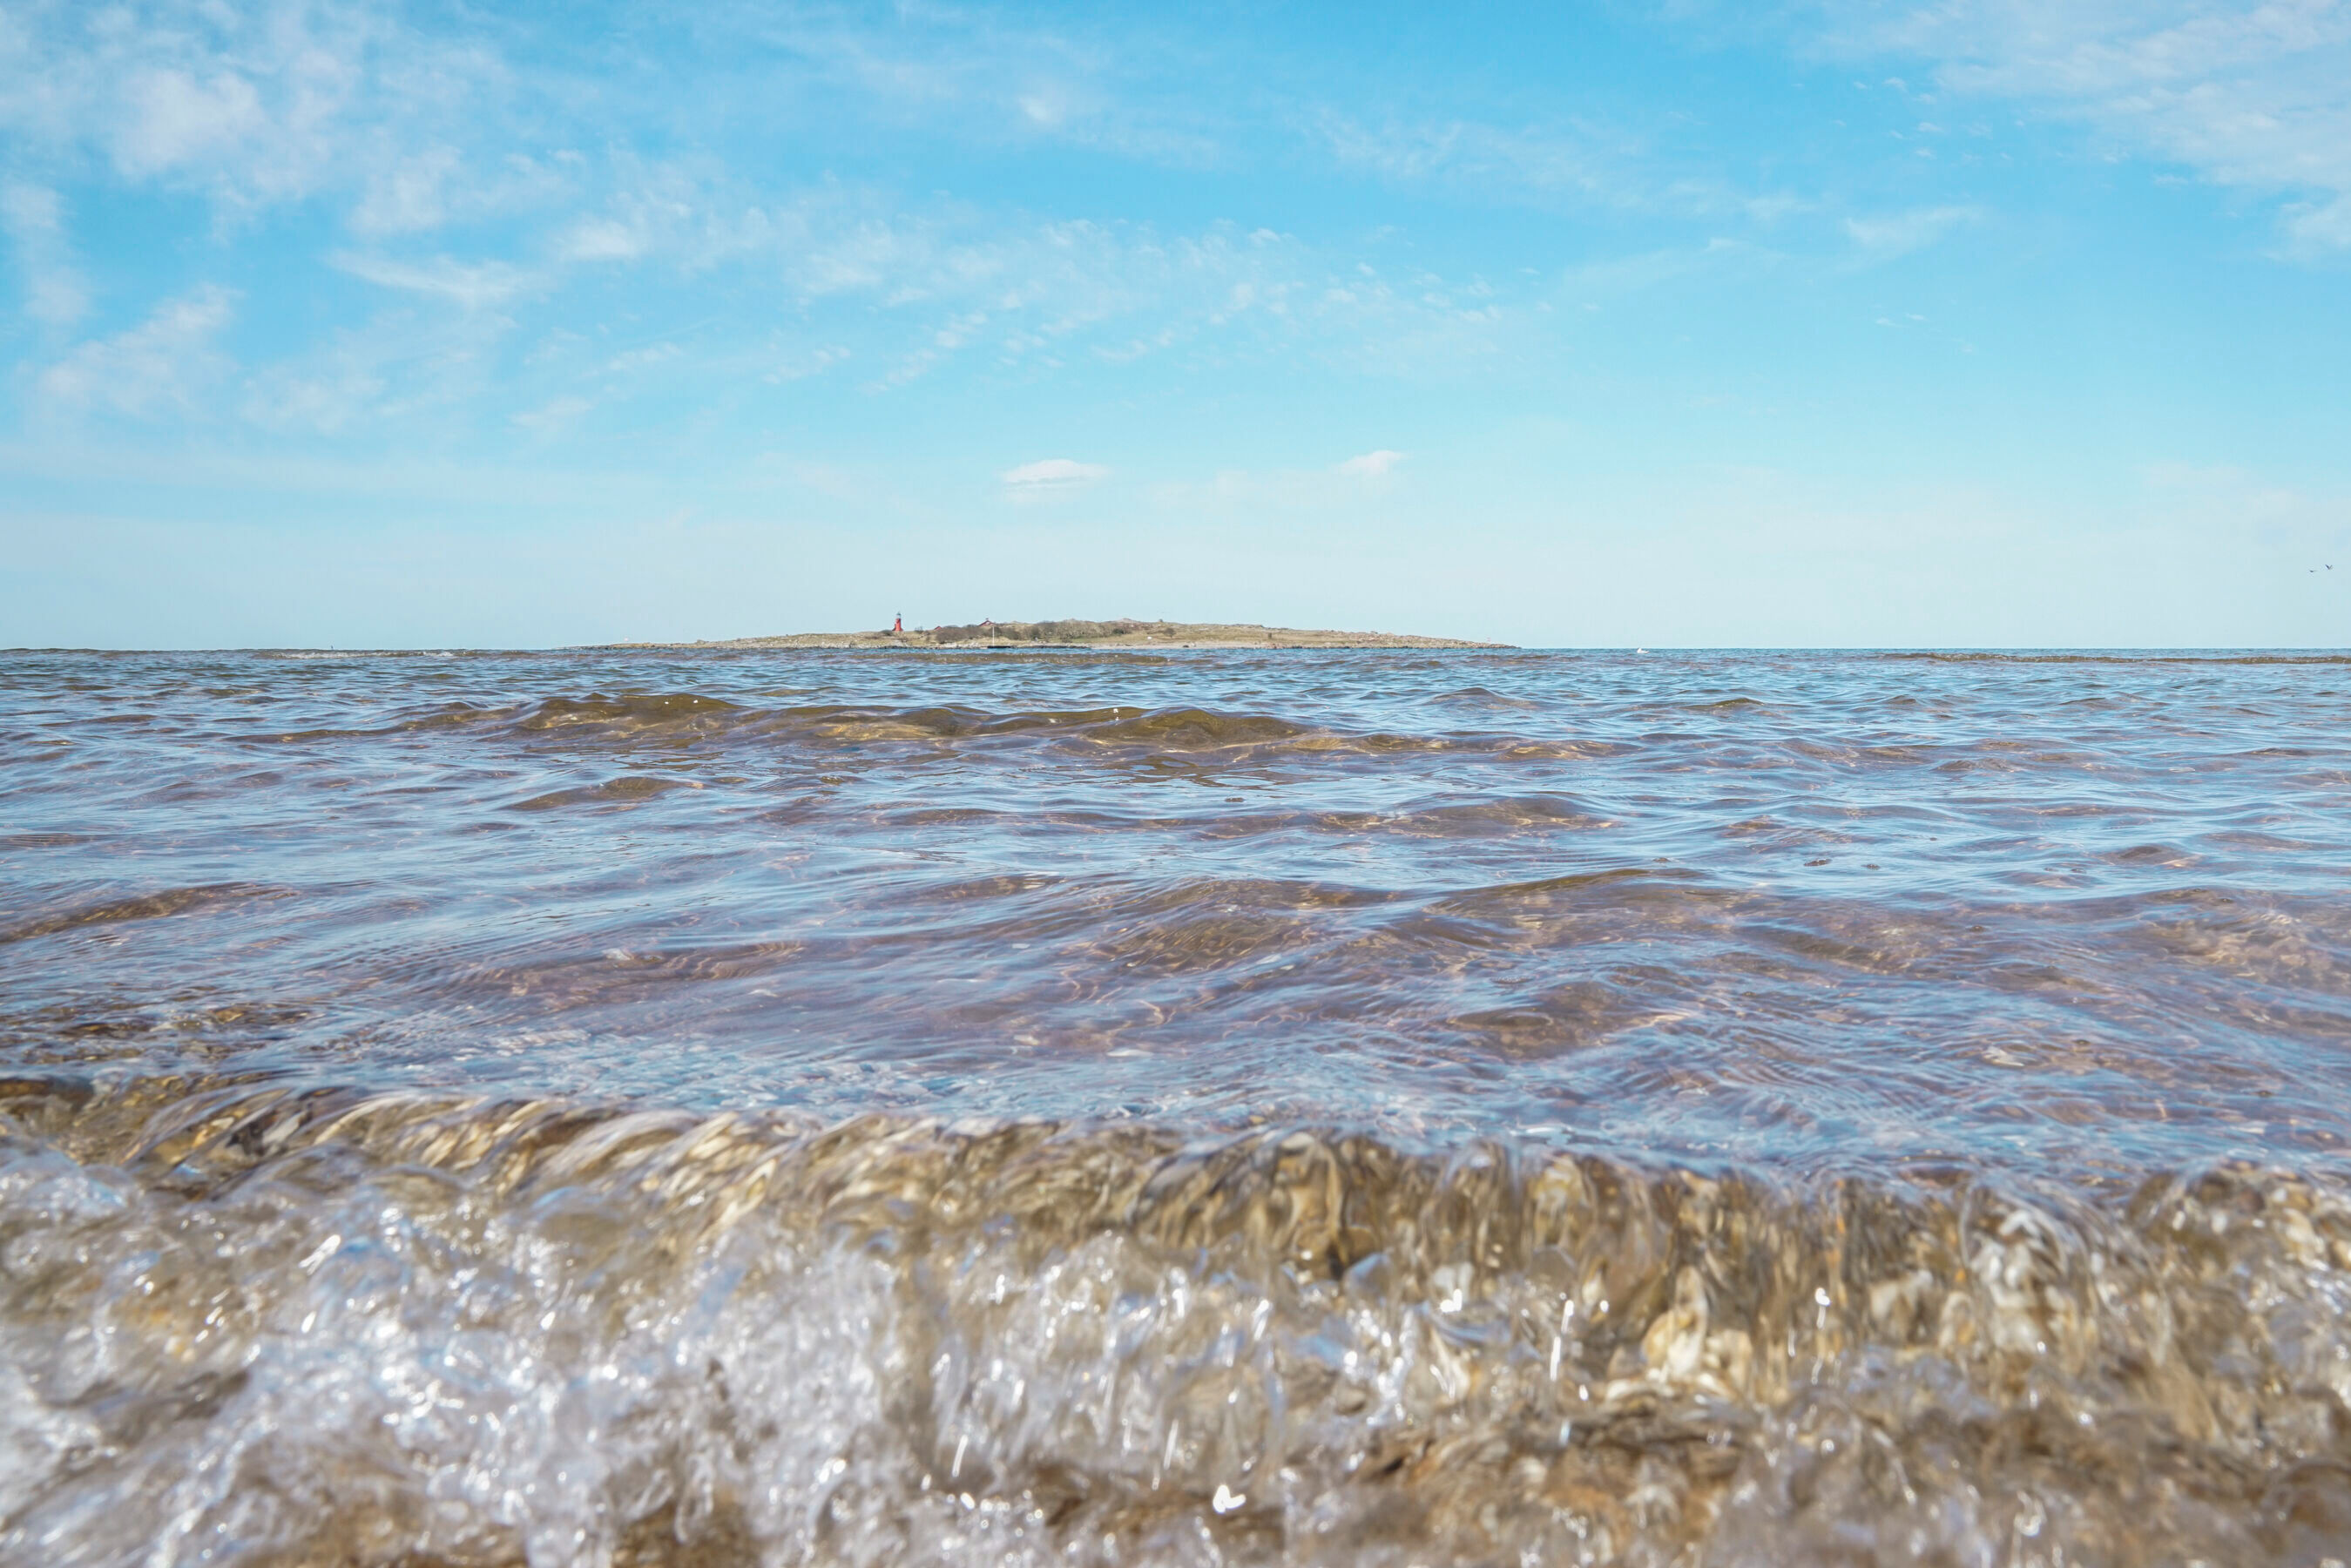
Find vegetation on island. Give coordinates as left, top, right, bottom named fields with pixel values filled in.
left=612, top=618, right=1506, bottom=651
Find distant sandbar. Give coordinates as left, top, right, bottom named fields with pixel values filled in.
left=609, top=618, right=1509, bottom=651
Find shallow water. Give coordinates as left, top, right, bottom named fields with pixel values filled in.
left=3, top=647, right=2349, bottom=1565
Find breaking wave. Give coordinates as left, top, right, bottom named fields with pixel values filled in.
left=6, top=1078, right=2351, bottom=1566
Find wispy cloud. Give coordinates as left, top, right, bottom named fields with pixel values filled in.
left=111, top=65, right=270, bottom=178
left=1842, top=204, right=1985, bottom=259
left=1314, top=111, right=1783, bottom=219
left=1000, top=457, right=1109, bottom=501
left=512, top=394, right=592, bottom=435
left=1821, top=0, right=2351, bottom=253
left=0, top=0, right=529, bottom=225
left=740, top=6, right=1224, bottom=166
left=1321, top=115, right=1623, bottom=198
left=37, top=285, right=238, bottom=416
left=1, top=182, right=89, bottom=326
left=559, top=218, right=648, bottom=263
left=1562, top=237, right=1774, bottom=298
left=605, top=342, right=684, bottom=375
left=767, top=345, right=852, bottom=384
left=240, top=359, right=388, bottom=435
left=329, top=252, right=536, bottom=309
left=1150, top=450, right=1422, bottom=511
left=1337, top=449, right=1405, bottom=477
left=349, top=147, right=464, bottom=238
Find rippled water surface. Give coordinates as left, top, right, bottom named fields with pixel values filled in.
left=5, top=647, right=2350, bottom=1566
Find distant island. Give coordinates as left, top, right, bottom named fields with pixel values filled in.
left=608, top=618, right=1510, bottom=650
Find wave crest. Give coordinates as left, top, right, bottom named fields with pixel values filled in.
left=4, top=1079, right=2349, bottom=1565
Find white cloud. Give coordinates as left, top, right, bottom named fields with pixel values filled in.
left=560, top=218, right=647, bottom=262
left=549, top=159, right=763, bottom=269
left=1, top=182, right=89, bottom=326
left=113, top=66, right=267, bottom=176
left=1828, top=0, right=2351, bottom=253
left=582, top=195, right=1505, bottom=389
left=1321, top=114, right=1619, bottom=199
left=1018, top=86, right=1084, bottom=129
left=240, top=362, right=388, bottom=434
left=233, top=298, right=523, bottom=434
left=2287, top=193, right=2351, bottom=249
left=1842, top=204, right=1985, bottom=258
left=512, top=394, right=591, bottom=434
left=37, top=285, right=238, bottom=416
left=351, top=147, right=463, bottom=237
left=1315, top=111, right=1797, bottom=219
left=1337, top=449, right=1405, bottom=477
left=747, top=8, right=1213, bottom=165
left=1562, top=237, right=1773, bottom=298
left=329, top=252, right=535, bottom=309
left=1001, top=457, right=1109, bottom=500
left=0, top=0, right=514, bottom=226
left=0, top=7, right=1544, bottom=440
left=767, top=345, right=852, bottom=383
left=605, top=341, right=684, bottom=375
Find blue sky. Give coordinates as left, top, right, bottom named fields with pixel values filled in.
left=3, top=0, right=2348, bottom=648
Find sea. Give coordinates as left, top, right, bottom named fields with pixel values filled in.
left=3, top=646, right=2348, bottom=1567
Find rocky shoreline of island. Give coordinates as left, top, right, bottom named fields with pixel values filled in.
left=605, top=618, right=1510, bottom=651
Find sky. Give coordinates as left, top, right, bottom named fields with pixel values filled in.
left=2, top=0, right=2348, bottom=649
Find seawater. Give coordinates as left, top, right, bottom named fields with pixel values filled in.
left=3, top=647, right=2349, bottom=1566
